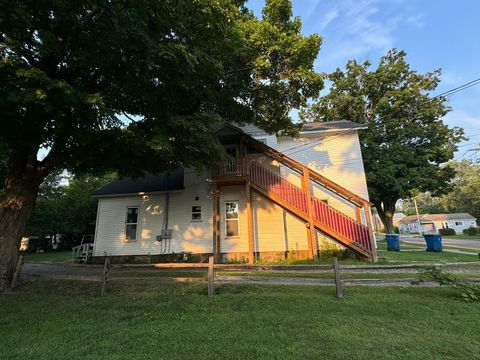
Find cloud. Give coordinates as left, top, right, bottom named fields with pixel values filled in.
left=312, top=0, right=423, bottom=70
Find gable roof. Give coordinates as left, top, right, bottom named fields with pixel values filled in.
left=93, top=169, right=184, bottom=197
left=399, top=213, right=477, bottom=223
left=301, top=120, right=367, bottom=133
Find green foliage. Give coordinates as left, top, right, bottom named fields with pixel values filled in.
left=0, top=0, right=323, bottom=180
left=463, top=227, right=478, bottom=236
left=26, top=172, right=116, bottom=236
left=415, top=266, right=480, bottom=302
left=438, top=228, right=456, bottom=236
left=402, top=161, right=480, bottom=220
left=306, top=49, right=464, bottom=233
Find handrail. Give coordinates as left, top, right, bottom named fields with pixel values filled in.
left=211, top=159, right=248, bottom=178
left=242, top=135, right=371, bottom=207
left=250, top=161, right=373, bottom=255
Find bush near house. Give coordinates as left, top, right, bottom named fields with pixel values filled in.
left=463, top=227, right=480, bottom=236
left=439, top=228, right=456, bottom=236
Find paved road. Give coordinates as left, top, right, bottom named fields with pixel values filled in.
left=399, top=236, right=480, bottom=251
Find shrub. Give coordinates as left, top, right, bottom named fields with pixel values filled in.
left=463, top=227, right=478, bottom=236
left=438, top=228, right=456, bottom=236
left=413, top=266, right=480, bottom=302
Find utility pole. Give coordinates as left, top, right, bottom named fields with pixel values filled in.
left=467, top=144, right=480, bottom=163
left=413, top=198, right=424, bottom=235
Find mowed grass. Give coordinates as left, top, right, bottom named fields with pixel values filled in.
left=22, top=250, right=72, bottom=263
left=443, top=235, right=480, bottom=241
left=1, top=280, right=480, bottom=360
left=376, top=241, right=479, bottom=263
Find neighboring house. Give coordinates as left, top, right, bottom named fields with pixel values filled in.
left=92, top=120, right=377, bottom=263
left=373, top=212, right=406, bottom=232
left=398, top=213, right=478, bottom=234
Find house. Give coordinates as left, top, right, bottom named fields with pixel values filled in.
left=373, top=213, right=406, bottom=232
left=398, top=213, right=477, bottom=234
left=92, top=120, right=377, bottom=263
left=373, top=212, right=406, bottom=232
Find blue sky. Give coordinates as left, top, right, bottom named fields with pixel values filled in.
left=248, top=0, right=480, bottom=158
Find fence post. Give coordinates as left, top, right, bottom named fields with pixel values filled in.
left=333, top=257, right=343, bottom=299
left=208, top=256, right=215, bottom=296
left=101, top=252, right=110, bottom=297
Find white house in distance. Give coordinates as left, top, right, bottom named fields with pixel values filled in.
left=373, top=212, right=406, bottom=232
left=398, top=213, right=477, bottom=234
left=91, top=120, right=377, bottom=263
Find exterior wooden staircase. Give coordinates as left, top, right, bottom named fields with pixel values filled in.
left=212, top=135, right=377, bottom=262
left=249, top=161, right=375, bottom=259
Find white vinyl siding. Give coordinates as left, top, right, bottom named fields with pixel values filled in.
left=219, top=186, right=248, bottom=253
left=94, top=129, right=367, bottom=257
left=94, top=168, right=213, bottom=256
left=277, top=131, right=369, bottom=224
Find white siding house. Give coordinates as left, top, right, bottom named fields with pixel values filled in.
left=398, top=213, right=477, bottom=234
left=92, top=121, right=376, bottom=263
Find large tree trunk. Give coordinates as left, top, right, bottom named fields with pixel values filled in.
left=0, top=147, right=46, bottom=293
left=375, top=199, right=397, bottom=234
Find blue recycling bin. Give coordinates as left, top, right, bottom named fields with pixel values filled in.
left=423, top=234, right=443, bottom=252
left=386, top=234, right=400, bottom=251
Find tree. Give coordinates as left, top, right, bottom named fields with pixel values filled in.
left=0, top=0, right=323, bottom=290
left=401, top=192, right=447, bottom=216
left=305, top=49, right=463, bottom=233
left=27, top=172, right=116, bottom=238
left=402, top=161, right=480, bottom=220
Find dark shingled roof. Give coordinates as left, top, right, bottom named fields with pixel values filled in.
left=302, top=120, right=367, bottom=132
left=93, top=168, right=184, bottom=197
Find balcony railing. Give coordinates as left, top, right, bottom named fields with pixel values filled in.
left=212, top=159, right=248, bottom=179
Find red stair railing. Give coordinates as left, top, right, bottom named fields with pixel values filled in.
left=250, top=161, right=372, bottom=254
left=250, top=161, right=308, bottom=213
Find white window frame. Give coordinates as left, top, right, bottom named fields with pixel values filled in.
left=225, top=201, right=240, bottom=237
left=455, top=221, right=463, bottom=226
left=191, top=205, right=202, bottom=222
left=125, top=206, right=139, bottom=241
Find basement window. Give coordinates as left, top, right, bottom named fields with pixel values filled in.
left=191, top=206, right=202, bottom=221
left=125, top=207, right=139, bottom=241
left=225, top=201, right=239, bottom=237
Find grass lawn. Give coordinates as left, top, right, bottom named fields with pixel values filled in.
left=22, top=250, right=72, bottom=263
left=443, top=235, right=480, bottom=241
left=376, top=241, right=479, bottom=263
left=20, top=245, right=480, bottom=266
left=1, top=280, right=479, bottom=360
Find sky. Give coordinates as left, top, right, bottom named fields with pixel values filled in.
left=248, top=0, right=480, bottom=160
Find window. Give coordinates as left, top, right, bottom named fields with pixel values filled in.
left=225, top=201, right=239, bottom=237
left=192, top=206, right=202, bottom=221
left=125, top=207, right=138, bottom=241
left=455, top=221, right=463, bottom=226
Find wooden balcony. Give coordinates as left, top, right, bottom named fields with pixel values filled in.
left=211, top=159, right=249, bottom=184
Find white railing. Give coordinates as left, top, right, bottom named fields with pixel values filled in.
left=72, top=243, right=94, bottom=262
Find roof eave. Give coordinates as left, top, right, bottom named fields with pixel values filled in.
left=92, top=188, right=185, bottom=198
